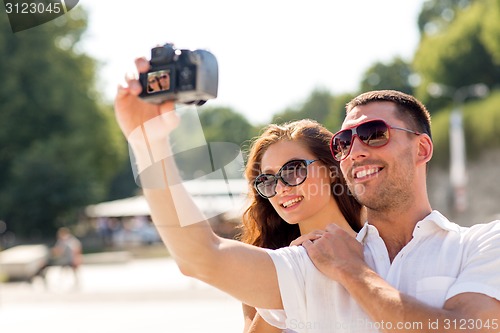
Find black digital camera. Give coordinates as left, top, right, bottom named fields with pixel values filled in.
left=139, top=43, right=218, bottom=105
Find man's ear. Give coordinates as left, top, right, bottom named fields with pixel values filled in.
left=417, top=134, right=433, bottom=165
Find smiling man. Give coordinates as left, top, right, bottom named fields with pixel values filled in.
left=300, top=90, right=500, bottom=332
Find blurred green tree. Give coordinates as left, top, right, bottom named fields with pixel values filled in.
left=199, top=106, right=258, bottom=146
left=359, top=57, right=415, bottom=96
left=0, top=8, right=126, bottom=239
left=270, top=88, right=334, bottom=125
left=413, top=0, right=500, bottom=110
left=481, top=0, right=500, bottom=64
left=322, top=92, right=357, bottom=133
left=417, top=0, right=472, bottom=35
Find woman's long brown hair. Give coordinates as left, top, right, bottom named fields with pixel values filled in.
left=238, top=119, right=362, bottom=249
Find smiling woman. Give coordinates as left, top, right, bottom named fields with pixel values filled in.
left=238, top=118, right=363, bottom=333
left=240, top=119, right=363, bottom=249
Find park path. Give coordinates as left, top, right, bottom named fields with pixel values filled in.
left=0, top=257, right=243, bottom=333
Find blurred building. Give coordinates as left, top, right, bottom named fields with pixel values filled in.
left=84, top=179, right=249, bottom=247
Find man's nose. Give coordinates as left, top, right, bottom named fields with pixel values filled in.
left=348, top=136, right=369, bottom=160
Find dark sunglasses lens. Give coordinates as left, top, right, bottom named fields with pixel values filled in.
left=255, top=174, right=277, bottom=198
left=332, top=131, right=352, bottom=160
left=332, top=121, right=390, bottom=160
left=358, top=121, right=389, bottom=147
left=281, top=160, right=308, bottom=186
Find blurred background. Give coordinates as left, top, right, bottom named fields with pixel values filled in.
left=0, top=0, right=499, bottom=332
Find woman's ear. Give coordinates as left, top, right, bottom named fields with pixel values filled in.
left=417, top=134, right=433, bottom=165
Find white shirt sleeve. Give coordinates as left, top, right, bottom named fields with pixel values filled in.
left=447, top=221, right=500, bottom=301
left=255, top=246, right=309, bottom=329
left=256, top=308, right=288, bottom=330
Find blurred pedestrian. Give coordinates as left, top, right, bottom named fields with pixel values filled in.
left=51, top=227, right=82, bottom=288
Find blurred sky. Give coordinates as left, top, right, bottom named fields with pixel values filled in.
left=79, top=0, right=426, bottom=125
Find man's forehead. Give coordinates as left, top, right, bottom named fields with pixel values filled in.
left=342, top=102, right=398, bottom=128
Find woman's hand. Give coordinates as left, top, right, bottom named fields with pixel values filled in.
left=114, top=57, right=177, bottom=139
left=290, top=229, right=326, bottom=246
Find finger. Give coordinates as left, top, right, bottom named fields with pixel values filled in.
left=315, top=230, right=326, bottom=237
left=302, top=239, right=315, bottom=251
left=116, top=83, right=130, bottom=99
left=290, top=233, right=322, bottom=246
left=325, top=223, right=341, bottom=233
left=290, top=235, right=309, bottom=246
left=124, top=71, right=138, bottom=85
left=135, top=57, right=150, bottom=73
left=124, top=71, right=142, bottom=96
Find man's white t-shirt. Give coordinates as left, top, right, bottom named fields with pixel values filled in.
left=257, top=211, right=500, bottom=333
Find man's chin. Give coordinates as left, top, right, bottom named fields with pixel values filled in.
left=352, top=183, right=367, bottom=198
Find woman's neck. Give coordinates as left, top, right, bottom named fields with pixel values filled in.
left=298, top=201, right=357, bottom=237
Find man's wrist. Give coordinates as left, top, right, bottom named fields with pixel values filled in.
left=335, top=260, right=373, bottom=287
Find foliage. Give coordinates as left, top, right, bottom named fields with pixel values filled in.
left=322, top=92, right=356, bottom=133
left=198, top=105, right=258, bottom=146
left=106, top=157, right=138, bottom=201
left=197, top=106, right=259, bottom=175
left=270, top=88, right=333, bottom=125
left=480, top=0, right=500, bottom=65
left=359, top=57, right=415, bottom=96
left=417, top=0, right=472, bottom=35
left=413, top=0, right=500, bottom=110
left=428, top=89, right=500, bottom=168
left=0, top=9, right=126, bottom=238
left=463, top=90, right=500, bottom=157
left=266, top=88, right=357, bottom=135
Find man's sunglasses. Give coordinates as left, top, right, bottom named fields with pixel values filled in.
left=254, top=159, right=318, bottom=199
left=330, top=119, right=421, bottom=161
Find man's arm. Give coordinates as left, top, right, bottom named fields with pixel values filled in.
left=340, top=265, right=500, bottom=333
left=113, top=57, right=282, bottom=310
left=303, top=224, right=500, bottom=333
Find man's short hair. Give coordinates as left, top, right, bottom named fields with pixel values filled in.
left=346, top=90, right=432, bottom=140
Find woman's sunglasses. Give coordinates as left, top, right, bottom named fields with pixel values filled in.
left=254, top=159, right=318, bottom=199
left=330, top=119, right=421, bottom=161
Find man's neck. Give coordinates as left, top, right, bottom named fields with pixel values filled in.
left=367, top=205, right=432, bottom=262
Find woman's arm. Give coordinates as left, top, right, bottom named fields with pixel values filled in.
left=242, top=303, right=257, bottom=333
left=114, top=57, right=282, bottom=309
left=242, top=304, right=284, bottom=333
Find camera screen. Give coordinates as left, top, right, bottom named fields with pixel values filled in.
left=147, top=70, right=171, bottom=93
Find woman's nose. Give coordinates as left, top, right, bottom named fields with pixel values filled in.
left=274, top=177, right=290, bottom=195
